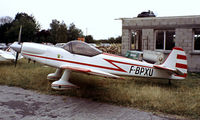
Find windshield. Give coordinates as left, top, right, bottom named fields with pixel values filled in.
left=63, top=40, right=102, bottom=57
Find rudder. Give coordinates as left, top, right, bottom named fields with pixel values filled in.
left=162, top=47, right=187, bottom=79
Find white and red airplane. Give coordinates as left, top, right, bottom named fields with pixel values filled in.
left=10, top=40, right=187, bottom=90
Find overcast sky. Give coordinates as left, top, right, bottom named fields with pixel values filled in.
left=1, top=0, right=200, bottom=39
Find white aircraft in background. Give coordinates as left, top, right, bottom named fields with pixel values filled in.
left=0, top=47, right=22, bottom=62
left=0, top=26, right=23, bottom=63
left=10, top=39, right=187, bottom=90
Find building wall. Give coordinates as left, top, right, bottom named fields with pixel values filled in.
left=142, top=29, right=154, bottom=50
left=121, top=15, right=200, bottom=72
left=121, top=29, right=131, bottom=55
left=175, top=28, right=193, bottom=53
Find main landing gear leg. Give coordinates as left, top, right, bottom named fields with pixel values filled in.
left=47, top=68, right=63, bottom=81
left=51, top=69, right=78, bottom=90
left=168, top=79, right=171, bottom=85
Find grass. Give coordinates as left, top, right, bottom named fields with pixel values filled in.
left=0, top=59, right=200, bottom=119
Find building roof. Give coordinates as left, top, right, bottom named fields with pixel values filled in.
left=120, top=15, right=200, bottom=29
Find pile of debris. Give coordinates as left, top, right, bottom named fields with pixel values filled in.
left=97, top=44, right=121, bottom=55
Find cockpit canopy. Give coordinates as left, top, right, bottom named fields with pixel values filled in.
left=63, top=40, right=102, bottom=57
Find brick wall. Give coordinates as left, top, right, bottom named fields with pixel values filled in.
left=121, top=29, right=131, bottom=55
left=142, top=29, right=154, bottom=50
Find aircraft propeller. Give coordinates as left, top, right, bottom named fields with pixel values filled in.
left=10, top=25, right=22, bottom=67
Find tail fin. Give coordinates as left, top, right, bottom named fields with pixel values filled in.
left=162, top=47, right=187, bottom=79
left=154, top=47, right=187, bottom=79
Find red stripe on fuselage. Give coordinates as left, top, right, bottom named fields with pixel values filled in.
left=104, top=59, right=154, bottom=69
left=177, top=54, right=187, bottom=60
left=23, top=53, right=126, bottom=72
left=23, top=53, right=153, bottom=73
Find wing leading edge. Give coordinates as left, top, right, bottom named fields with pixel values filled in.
left=0, top=53, right=15, bottom=60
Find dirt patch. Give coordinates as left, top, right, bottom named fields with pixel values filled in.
left=0, top=85, right=177, bottom=120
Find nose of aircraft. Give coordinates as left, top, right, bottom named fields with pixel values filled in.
left=10, top=42, right=22, bottom=53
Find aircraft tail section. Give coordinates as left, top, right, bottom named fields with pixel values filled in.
left=154, top=47, right=187, bottom=79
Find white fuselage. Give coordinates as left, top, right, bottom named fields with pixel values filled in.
left=21, top=42, right=171, bottom=79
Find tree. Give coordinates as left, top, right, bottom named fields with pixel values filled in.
left=0, top=13, right=86, bottom=44
left=49, top=20, right=84, bottom=44
left=0, top=16, right=13, bottom=25
left=6, top=12, right=40, bottom=43
left=115, top=36, right=122, bottom=43
left=49, top=19, right=68, bottom=44
left=35, top=30, right=51, bottom=43
left=108, top=37, right=115, bottom=43
left=85, top=35, right=94, bottom=43
left=67, top=23, right=83, bottom=41
left=57, top=22, right=68, bottom=43
left=107, top=36, right=121, bottom=43
left=0, top=16, right=13, bottom=44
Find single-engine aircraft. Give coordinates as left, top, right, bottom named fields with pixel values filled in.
left=10, top=40, right=187, bottom=90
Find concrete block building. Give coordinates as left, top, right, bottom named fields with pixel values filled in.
left=121, top=15, right=200, bottom=72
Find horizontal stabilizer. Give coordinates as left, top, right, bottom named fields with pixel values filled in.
left=154, top=64, right=184, bottom=75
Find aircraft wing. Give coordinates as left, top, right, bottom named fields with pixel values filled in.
left=154, top=64, right=184, bottom=75
left=60, top=65, right=124, bottom=79
left=0, top=53, right=15, bottom=60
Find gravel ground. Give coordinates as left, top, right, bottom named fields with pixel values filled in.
left=0, top=85, right=178, bottom=120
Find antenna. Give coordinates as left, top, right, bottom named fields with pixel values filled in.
left=86, top=28, right=88, bottom=36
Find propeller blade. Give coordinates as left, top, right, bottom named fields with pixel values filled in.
left=15, top=52, right=19, bottom=67
left=18, top=25, right=22, bottom=44
left=13, top=25, right=22, bottom=67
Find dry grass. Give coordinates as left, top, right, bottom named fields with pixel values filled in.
left=0, top=59, right=200, bottom=119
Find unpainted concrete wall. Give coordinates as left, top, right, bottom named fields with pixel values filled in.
left=121, top=16, right=200, bottom=72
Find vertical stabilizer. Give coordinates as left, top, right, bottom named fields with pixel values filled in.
left=154, top=47, right=187, bottom=79
left=162, top=47, right=187, bottom=79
